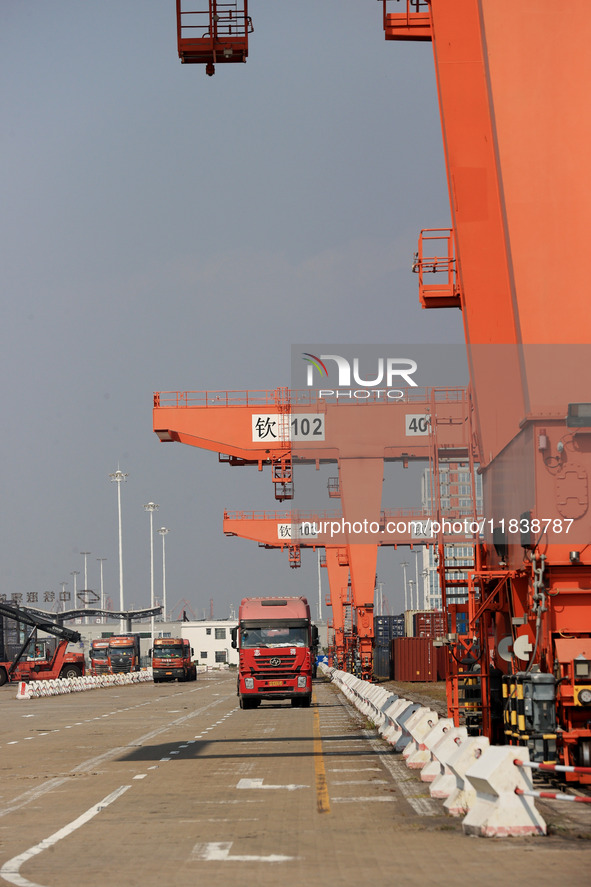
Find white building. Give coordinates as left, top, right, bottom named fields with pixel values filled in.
left=180, top=620, right=238, bottom=667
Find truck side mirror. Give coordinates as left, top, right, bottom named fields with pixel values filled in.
left=231, top=626, right=238, bottom=649
left=312, top=625, right=319, bottom=643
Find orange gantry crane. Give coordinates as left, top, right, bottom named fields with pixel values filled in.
left=385, top=0, right=591, bottom=776
left=164, top=0, right=591, bottom=774
left=154, top=387, right=472, bottom=678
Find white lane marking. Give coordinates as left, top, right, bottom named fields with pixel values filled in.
left=160, top=757, right=171, bottom=762
left=361, top=728, right=439, bottom=817
left=332, top=796, right=395, bottom=803
left=333, top=694, right=439, bottom=817
left=332, top=780, right=387, bottom=785
left=237, top=778, right=307, bottom=792
left=1, top=692, right=231, bottom=818
left=322, top=738, right=366, bottom=743
left=328, top=767, right=382, bottom=772
left=133, top=774, right=147, bottom=780
left=191, top=842, right=295, bottom=863
left=0, top=785, right=131, bottom=887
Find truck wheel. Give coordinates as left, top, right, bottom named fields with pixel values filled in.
left=60, top=665, right=81, bottom=680
left=301, top=695, right=312, bottom=708
left=0, top=668, right=8, bottom=686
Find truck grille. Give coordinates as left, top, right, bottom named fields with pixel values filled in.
left=253, top=653, right=297, bottom=676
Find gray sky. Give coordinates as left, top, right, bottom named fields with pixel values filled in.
left=1, top=1, right=466, bottom=621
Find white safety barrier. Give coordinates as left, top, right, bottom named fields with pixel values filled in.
left=427, top=726, right=468, bottom=796
left=417, top=718, right=454, bottom=781
left=15, top=668, right=154, bottom=699
left=462, top=746, right=546, bottom=836
left=443, top=734, right=490, bottom=813
left=402, top=708, right=439, bottom=768
left=324, top=668, right=548, bottom=838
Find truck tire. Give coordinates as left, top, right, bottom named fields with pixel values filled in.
left=60, top=665, right=81, bottom=680
left=0, top=668, right=8, bottom=686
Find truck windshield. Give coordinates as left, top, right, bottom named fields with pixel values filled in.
left=241, top=626, right=308, bottom=648
left=111, top=646, right=134, bottom=656
left=154, top=645, right=183, bottom=658
left=92, top=648, right=109, bottom=660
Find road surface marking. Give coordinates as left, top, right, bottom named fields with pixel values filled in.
left=313, top=691, right=331, bottom=814
left=333, top=780, right=387, bottom=785
left=0, top=785, right=131, bottom=887
left=332, top=796, right=395, bottom=803
left=237, top=778, right=307, bottom=791
left=191, top=842, right=295, bottom=863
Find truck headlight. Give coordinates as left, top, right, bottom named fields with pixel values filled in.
left=297, top=676, right=307, bottom=688
left=245, top=678, right=254, bottom=690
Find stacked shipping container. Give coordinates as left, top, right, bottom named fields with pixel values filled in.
left=373, top=615, right=405, bottom=679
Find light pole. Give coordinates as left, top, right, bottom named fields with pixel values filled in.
left=70, top=571, right=79, bottom=613
left=400, top=561, right=409, bottom=611
left=414, top=548, right=421, bottom=612
left=60, top=581, right=68, bottom=613
left=144, top=502, right=159, bottom=645
left=409, top=579, right=415, bottom=612
left=109, top=469, right=128, bottom=631
left=158, top=527, right=169, bottom=623
left=80, top=552, right=90, bottom=623
left=97, top=558, right=107, bottom=622
left=422, top=569, right=429, bottom=610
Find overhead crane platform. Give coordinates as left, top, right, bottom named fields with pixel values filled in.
left=176, top=0, right=252, bottom=74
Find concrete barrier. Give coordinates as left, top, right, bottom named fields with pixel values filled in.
left=428, top=727, right=469, bottom=797
left=417, top=718, right=454, bottom=781
left=461, top=746, right=546, bottom=836
left=443, top=734, right=490, bottom=815
left=402, top=708, right=439, bottom=769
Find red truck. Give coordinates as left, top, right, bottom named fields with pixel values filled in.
left=89, top=638, right=111, bottom=675
left=0, top=602, right=85, bottom=685
left=151, top=637, right=197, bottom=683
left=108, top=634, right=141, bottom=673
left=231, top=596, right=318, bottom=709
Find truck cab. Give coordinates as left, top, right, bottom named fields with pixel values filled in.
left=152, top=637, right=197, bottom=683
left=232, top=596, right=318, bottom=709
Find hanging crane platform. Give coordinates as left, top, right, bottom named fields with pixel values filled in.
left=176, top=0, right=252, bottom=74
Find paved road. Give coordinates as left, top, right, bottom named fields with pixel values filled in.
left=0, top=672, right=590, bottom=887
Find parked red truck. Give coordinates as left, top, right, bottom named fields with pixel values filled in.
left=89, top=638, right=111, bottom=675
left=231, top=596, right=318, bottom=709
left=108, top=634, right=141, bottom=673
left=152, top=637, right=197, bottom=683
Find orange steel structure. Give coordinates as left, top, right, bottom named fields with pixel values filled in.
left=154, top=388, right=472, bottom=678
left=384, top=0, right=591, bottom=776
left=176, top=1, right=252, bottom=74
left=164, top=0, right=591, bottom=773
